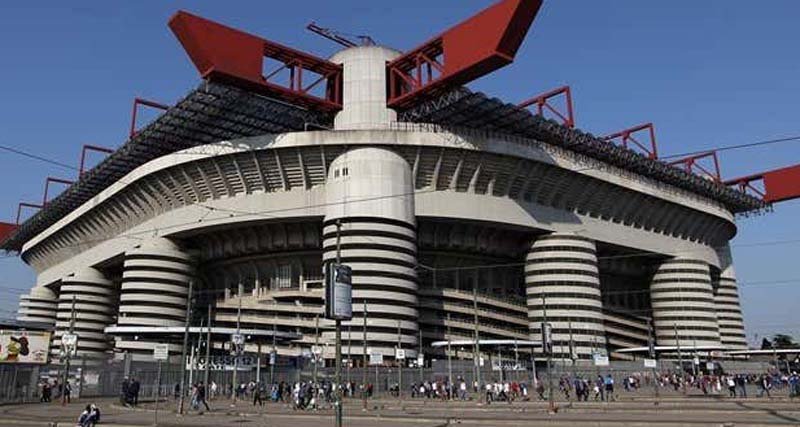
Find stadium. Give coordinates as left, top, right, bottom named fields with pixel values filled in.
left=4, top=0, right=796, bottom=370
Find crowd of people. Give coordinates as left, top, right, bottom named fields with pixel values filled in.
left=163, top=368, right=800, bottom=414
left=37, top=378, right=71, bottom=403
left=119, top=377, right=141, bottom=407
left=33, top=367, right=800, bottom=423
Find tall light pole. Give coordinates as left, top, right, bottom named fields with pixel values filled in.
left=543, top=295, right=554, bottom=413
left=674, top=323, right=686, bottom=394
left=447, top=312, right=453, bottom=398
left=472, top=278, right=481, bottom=397
left=348, top=324, right=352, bottom=387
left=396, top=319, right=403, bottom=401
left=270, top=302, right=277, bottom=386
left=334, top=219, right=344, bottom=427
left=204, top=303, right=212, bottom=386
left=178, top=279, right=194, bottom=415
left=313, top=314, right=320, bottom=385
left=231, top=282, right=243, bottom=406
left=61, top=295, right=76, bottom=406
left=362, top=299, right=368, bottom=411
left=647, top=318, right=659, bottom=403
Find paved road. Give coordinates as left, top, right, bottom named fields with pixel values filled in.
left=2, top=396, right=799, bottom=426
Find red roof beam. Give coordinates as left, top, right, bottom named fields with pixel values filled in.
left=42, top=177, right=74, bottom=206
left=518, top=85, right=575, bottom=128
left=130, top=97, right=170, bottom=139
left=16, top=202, right=43, bottom=225
left=725, top=164, right=800, bottom=204
left=0, top=222, right=16, bottom=243
left=667, top=151, right=721, bottom=182
left=169, top=11, right=342, bottom=113
left=605, top=123, right=658, bottom=159
left=79, top=144, right=114, bottom=176
left=387, top=0, right=543, bottom=108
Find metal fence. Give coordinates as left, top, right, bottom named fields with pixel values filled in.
left=0, top=355, right=784, bottom=406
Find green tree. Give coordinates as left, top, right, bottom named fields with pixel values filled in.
left=767, top=334, right=798, bottom=349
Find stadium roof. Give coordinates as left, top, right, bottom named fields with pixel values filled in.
left=1, top=84, right=764, bottom=253
left=0, top=82, right=333, bottom=252
left=399, top=87, right=766, bottom=214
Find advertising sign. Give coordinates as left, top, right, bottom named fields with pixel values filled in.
left=369, top=351, right=383, bottom=366
left=643, top=358, right=657, bottom=368
left=541, top=323, right=553, bottom=355
left=395, top=349, right=406, bottom=360
left=593, top=353, right=609, bottom=367
left=325, top=263, right=353, bottom=320
left=0, top=330, right=50, bottom=364
left=153, top=344, right=169, bottom=361
left=189, top=355, right=257, bottom=371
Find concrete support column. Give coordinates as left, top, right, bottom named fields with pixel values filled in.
left=116, top=237, right=193, bottom=355
left=713, top=245, right=747, bottom=350
left=525, top=233, right=606, bottom=359
left=650, top=258, right=721, bottom=348
left=323, top=147, right=418, bottom=360
left=54, top=267, right=115, bottom=362
left=17, top=286, right=57, bottom=326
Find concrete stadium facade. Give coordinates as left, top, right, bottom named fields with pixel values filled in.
left=12, top=46, right=749, bottom=364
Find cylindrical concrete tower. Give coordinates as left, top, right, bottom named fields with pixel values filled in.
left=323, top=147, right=418, bottom=359
left=713, top=245, right=747, bottom=350
left=54, top=268, right=115, bottom=361
left=331, top=46, right=401, bottom=130
left=650, top=258, right=721, bottom=348
left=526, top=233, right=606, bottom=359
left=118, top=238, right=193, bottom=328
left=115, top=238, right=193, bottom=355
left=17, top=286, right=57, bottom=326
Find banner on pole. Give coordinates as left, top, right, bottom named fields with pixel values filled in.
left=325, top=263, right=353, bottom=320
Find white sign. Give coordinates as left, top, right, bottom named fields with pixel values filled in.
left=269, top=351, right=276, bottom=366
left=312, top=345, right=322, bottom=356
left=190, top=355, right=257, bottom=371
left=479, top=356, right=485, bottom=367
left=62, top=333, right=78, bottom=348
left=693, top=357, right=700, bottom=365
left=417, top=355, right=424, bottom=367
left=593, top=354, right=609, bottom=367
left=369, top=352, right=383, bottom=366
left=492, top=360, right=525, bottom=371
left=395, top=349, right=406, bottom=360
left=706, top=362, right=715, bottom=370
left=231, top=334, right=245, bottom=346
left=153, top=344, right=169, bottom=361
left=643, top=358, right=657, bottom=368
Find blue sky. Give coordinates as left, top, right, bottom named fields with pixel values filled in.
left=0, top=1, right=798, bottom=346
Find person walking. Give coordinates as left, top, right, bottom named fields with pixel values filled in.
left=757, top=374, right=771, bottom=398
left=196, top=382, right=211, bottom=412
left=604, top=374, right=615, bottom=401
left=40, top=381, right=51, bottom=403
left=120, top=377, right=130, bottom=406
left=130, top=378, right=141, bottom=407
left=253, top=382, right=264, bottom=406
left=726, top=376, right=737, bottom=397
left=63, top=380, right=72, bottom=404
